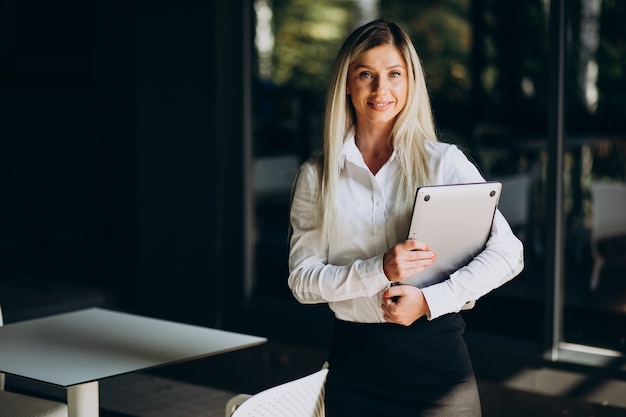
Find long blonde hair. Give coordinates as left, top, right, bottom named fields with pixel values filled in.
left=316, top=19, right=438, bottom=251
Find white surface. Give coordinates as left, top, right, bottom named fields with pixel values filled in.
left=229, top=368, right=328, bottom=417
left=0, top=308, right=266, bottom=387
left=406, top=181, right=501, bottom=287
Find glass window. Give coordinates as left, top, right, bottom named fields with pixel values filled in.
left=560, top=0, right=626, bottom=354
left=249, top=0, right=356, bottom=301
left=248, top=0, right=626, bottom=358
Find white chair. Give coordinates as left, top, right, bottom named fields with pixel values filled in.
left=0, top=306, right=69, bottom=417
left=589, top=182, right=626, bottom=291
left=225, top=367, right=328, bottom=417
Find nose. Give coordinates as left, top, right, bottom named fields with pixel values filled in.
left=374, top=76, right=389, bottom=94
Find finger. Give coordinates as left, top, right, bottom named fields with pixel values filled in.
left=405, top=239, right=429, bottom=251
left=407, top=249, right=436, bottom=262
left=381, top=296, right=397, bottom=309
left=406, top=254, right=437, bottom=273
left=382, top=309, right=398, bottom=323
left=381, top=303, right=389, bottom=314
left=419, top=250, right=437, bottom=260
left=381, top=304, right=393, bottom=320
left=383, top=289, right=403, bottom=305
left=384, top=285, right=403, bottom=298
left=383, top=287, right=401, bottom=301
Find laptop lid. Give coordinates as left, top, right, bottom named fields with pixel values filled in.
left=404, top=181, right=501, bottom=288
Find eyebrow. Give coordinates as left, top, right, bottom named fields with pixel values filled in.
left=352, top=64, right=405, bottom=71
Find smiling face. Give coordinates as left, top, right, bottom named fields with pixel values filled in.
left=346, top=44, right=408, bottom=130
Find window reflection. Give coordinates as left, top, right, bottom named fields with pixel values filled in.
left=250, top=0, right=626, bottom=355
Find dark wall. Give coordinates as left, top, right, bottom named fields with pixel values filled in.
left=131, top=0, right=222, bottom=325
left=0, top=0, right=248, bottom=328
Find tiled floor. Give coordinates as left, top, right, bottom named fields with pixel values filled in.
left=6, top=364, right=626, bottom=417
left=2, top=283, right=625, bottom=417
left=101, top=372, right=626, bottom=417
left=4, top=372, right=236, bottom=417
left=99, top=373, right=235, bottom=417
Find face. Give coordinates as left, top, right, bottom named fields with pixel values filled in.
left=346, top=44, right=408, bottom=128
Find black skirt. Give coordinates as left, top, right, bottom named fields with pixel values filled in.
left=325, top=314, right=481, bottom=417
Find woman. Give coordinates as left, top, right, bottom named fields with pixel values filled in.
left=288, top=19, right=523, bottom=416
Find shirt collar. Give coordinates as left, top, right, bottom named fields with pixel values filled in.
left=339, top=131, right=362, bottom=170
left=339, top=130, right=398, bottom=170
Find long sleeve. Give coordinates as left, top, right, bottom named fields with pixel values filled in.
left=287, top=162, right=390, bottom=307
left=421, top=209, right=524, bottom=319
left=288, top=140, right=524, bottom=324
left=420, top=143, right=525, bottom=319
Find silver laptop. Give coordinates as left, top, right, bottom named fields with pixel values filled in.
left=404, top=181, right=501, bottom=289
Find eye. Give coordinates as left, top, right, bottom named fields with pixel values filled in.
left=359, top=72, right=373, bottom=79
left=389, top=71, right=401, bottom=78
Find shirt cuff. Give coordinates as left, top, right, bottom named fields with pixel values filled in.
left=356, top=254, right=391, bottom=295
left=420, top=280, right=455, bottom=320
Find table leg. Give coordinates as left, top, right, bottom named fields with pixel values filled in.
left=68, top=381, right=99, bottom=417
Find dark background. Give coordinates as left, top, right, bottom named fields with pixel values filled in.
left=0, top=0, right=244, bottom=327
left=1, top=0, right=625, bottom=401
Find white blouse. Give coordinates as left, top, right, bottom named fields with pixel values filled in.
left=288, top=134, right=524, bottom=323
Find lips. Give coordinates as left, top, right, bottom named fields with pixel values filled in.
left=368, top=101, right=393, bottom=109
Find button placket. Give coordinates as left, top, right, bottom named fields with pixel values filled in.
left=371, top=179, right=387, bottom=253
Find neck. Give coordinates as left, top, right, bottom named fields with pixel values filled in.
left=355, top=130, right=394, bottom=175
left=355, top=122, right=394, bottom=150
left=355, top=132, right=393, bottom=153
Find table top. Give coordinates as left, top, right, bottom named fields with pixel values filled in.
left=0, top=308, right=266, bottom=387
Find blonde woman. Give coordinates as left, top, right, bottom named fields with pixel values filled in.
left=288, top=19, right=523, bottom=416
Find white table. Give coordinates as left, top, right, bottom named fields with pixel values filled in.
left=0, top=308, right=266, bottom=417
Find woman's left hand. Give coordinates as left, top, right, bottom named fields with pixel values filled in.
left=381, top=285, right=430, bottom=326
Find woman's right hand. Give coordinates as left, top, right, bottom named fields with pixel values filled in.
left=383, top=240, right=436, bottom=282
